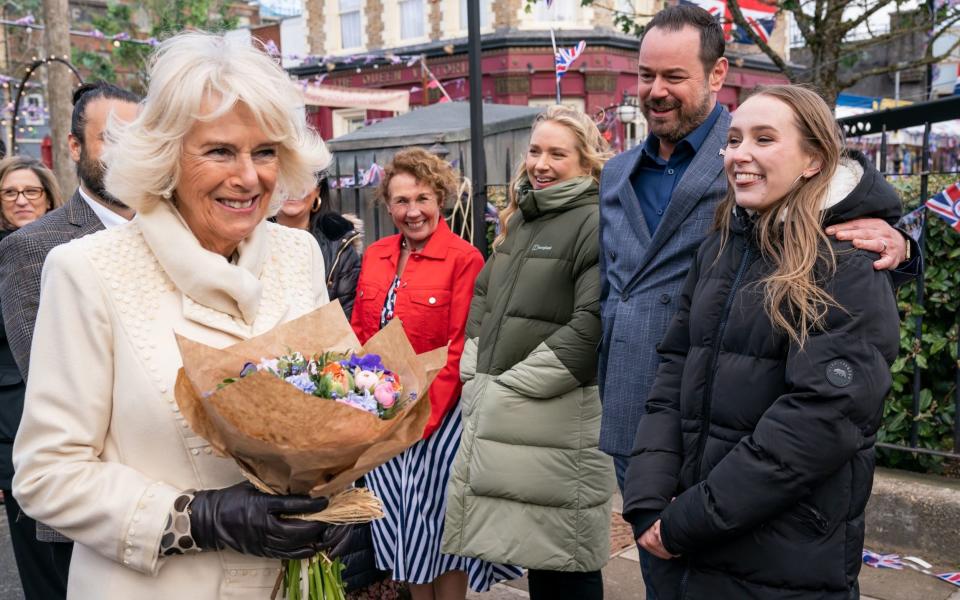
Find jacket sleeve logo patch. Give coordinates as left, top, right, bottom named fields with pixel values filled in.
left=825, top=359, right=854, bottom=388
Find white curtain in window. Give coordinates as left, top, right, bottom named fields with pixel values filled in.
left=460, top=0, right=492, bottom=30
left=533, top=0, right=576, bottom=21
left=340, top=0, right=361, bottom=48
left=400, top=0, right=425, bottom=39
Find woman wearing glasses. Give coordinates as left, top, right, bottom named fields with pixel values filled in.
left=0, top=155, right=63, bottom=599
left=0, top=157, right=60, bottom=233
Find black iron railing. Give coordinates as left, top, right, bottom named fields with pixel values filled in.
left=839, top=95, right=960, bottom=461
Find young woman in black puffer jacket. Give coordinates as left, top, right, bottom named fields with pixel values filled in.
left=623, top=85, right=902, bottom=600
left=276, top=175, right=362, bottom=318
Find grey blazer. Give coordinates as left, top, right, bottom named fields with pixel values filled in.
left=0, top=190, right=103, bottom=543
left=597, top=109, right=731, bottom=457
left=0, top=192, right=104, bottom=379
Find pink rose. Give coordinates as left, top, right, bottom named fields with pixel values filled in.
left=374, top=383, right=396, bottom=408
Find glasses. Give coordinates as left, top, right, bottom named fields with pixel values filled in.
left=0, top=187, right=45, bottom=205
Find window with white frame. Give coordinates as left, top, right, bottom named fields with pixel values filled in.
left=533, top=0, right=576, bottom=21
left=399, top=0, right=425, bottom=40
left=332, top=108, right=367, bottom=139
left=460, top=0, right=492, bottom=30
left=339, top=0, right=361, bottom=49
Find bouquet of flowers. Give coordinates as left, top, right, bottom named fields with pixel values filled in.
left=223, top=351, right=410, bottom=420
left=174, top=301, right=446, bottom=600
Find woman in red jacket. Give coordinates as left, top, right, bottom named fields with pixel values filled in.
left=351, top=148, right=521, bottom=600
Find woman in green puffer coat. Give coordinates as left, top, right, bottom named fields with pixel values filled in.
left=442, top=106, right=616, bottom=600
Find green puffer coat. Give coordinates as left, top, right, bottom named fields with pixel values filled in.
left=442, top=176, right=615, bottom=572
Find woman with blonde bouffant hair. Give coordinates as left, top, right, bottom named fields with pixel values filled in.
left=443, top=105, right=615, bottom=600
left=622, top=85, right=902, bottom=599
left=12, top=32, right=350, bottom=599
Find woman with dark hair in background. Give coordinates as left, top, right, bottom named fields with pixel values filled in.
left=277, top=174, right=362, bottom=318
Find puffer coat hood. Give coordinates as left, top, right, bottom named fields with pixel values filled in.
left=622, top=151, right=902, bottom=599
left=443, top=176, right=615, bottom=572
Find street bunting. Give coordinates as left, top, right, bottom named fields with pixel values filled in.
left=863, top=548, right=960, bottom=588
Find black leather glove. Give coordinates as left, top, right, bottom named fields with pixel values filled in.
left=190, top=481, right=344, bottom=559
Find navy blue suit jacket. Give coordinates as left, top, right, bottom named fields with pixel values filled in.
left=598, top=109, right=732, bottom=456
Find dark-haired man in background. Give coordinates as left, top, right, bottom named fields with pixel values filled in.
left=598, top=5, right=916, bottom=598
left=0, top=81, right=139, bottom=600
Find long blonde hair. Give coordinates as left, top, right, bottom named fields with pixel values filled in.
left=715, top=85, right=844, bottom=348
left=494, top=105, right=612, bottom=248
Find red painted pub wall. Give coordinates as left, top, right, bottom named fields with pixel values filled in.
left=304, top=44, right=788, bottom=145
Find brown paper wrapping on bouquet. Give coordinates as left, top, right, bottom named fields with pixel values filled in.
left=174, top=301, right=447, bottom=501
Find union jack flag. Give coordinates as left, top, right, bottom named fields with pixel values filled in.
left=925, top=181, right=960, bottom=232
left=681, top=0, right=777, bottom=45
left=862, top=549, right=903, bottom=570
left=360, top=163, right=385, bottom=187
left=938, top=572, right=960, bottom=587
left=555, top=40, right=586, bottom=80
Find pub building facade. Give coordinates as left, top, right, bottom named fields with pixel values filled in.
left=292, top=0, right=791, bottom=150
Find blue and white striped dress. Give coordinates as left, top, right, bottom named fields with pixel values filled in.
left=368, top=277, right=523, bottom=591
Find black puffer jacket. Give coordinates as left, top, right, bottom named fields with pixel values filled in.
left=308, top=213, right=362, bottom=319
left=623, top=153, right=902, bottom=599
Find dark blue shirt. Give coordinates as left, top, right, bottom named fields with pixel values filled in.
left=630, top=102, right=723, bottom=234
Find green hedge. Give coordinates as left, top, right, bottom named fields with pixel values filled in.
left=880, top=175, right=960, bottom=472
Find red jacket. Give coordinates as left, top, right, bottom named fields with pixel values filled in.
left=351, top=219, right=484, bottom=439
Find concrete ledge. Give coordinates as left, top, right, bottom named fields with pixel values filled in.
left=866, top=467, right=960, bottom=559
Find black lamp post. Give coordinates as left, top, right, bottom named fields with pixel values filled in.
left=466, top=0, right=486, bottom=256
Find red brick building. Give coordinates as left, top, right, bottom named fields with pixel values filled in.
left=291, top=0, right=791, bottom=149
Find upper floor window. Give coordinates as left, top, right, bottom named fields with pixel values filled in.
left=533, top=0, right=576, bottom=21
left=400, top=0, right=425, bottom=40
left=340, top=0, right=361, bottom=49
left=460, top=0, right=492, bottom=30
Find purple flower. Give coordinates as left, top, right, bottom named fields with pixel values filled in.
left=341, top=353, right=385, bottom=372
left=240, top=362, right=258, bottom=377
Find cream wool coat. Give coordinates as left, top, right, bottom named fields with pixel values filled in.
left=12, top=199, right=328, bottom=599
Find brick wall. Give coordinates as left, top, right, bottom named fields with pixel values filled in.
left=366, top=0, right=384, bottom=49
left=429, top=0, right=442, bottom=41
left=303, top=0, right=325, bottom=55
left=494, top=0, right=523, bottom=29
left=593, top=3, right=614, bottom=29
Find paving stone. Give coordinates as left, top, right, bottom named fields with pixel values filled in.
left=859, top=563, right=959, bottom=600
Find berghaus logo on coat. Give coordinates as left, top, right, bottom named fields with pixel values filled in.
left=530, top=243, right=553, bottom=254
